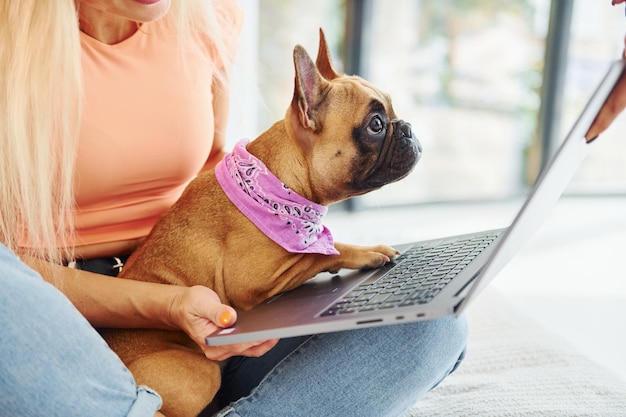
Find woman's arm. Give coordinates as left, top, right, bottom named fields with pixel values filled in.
left=23, top=256, right=278, bottom=361
left=25, top=256, right=190, bottom=329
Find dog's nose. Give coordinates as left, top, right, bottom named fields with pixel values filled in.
left=392, top=119, right=421, bottom=155
left=393, top=119, right=414, bottom=139
left=400, top=122, right=413, bottom=138
left=397, top=120, right=422, bottom=154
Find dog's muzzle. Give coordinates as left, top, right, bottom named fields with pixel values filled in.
left=388, top=119, right=421, bottom=174
left=356, top=119, right=421, bottom=190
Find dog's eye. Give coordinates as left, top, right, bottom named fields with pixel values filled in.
left=367, top=116, right=385, bottom=134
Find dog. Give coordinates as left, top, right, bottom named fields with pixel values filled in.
left=102, top=29, right=421, bottom=417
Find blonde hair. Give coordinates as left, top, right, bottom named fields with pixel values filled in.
left=0, top=0, right=81, bottom=264
left=0, top=0, right=240, bottom=265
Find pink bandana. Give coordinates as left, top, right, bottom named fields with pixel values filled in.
left=215, top=140, right=339, bottom=255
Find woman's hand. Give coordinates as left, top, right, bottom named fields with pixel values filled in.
left=168, top=285, right=279, bottom=361
left=585, top=1, right=626, bottom=140
left=586, top=52, right=626, bottom=140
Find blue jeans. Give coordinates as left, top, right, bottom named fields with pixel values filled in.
left=0, top=245, right=467, bottom=417
left=209, top=318, right=467, bottom=417
left=0, top=244, right=162, bottom=416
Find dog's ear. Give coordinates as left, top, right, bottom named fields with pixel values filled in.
left=291, top=44, right=328, bottom=133
left=316, top=28, right=340, bottom=80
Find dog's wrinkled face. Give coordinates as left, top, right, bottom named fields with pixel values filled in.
left=345, top=80, right=422, bottom=191
left=287, top=30, right=422, bottom=204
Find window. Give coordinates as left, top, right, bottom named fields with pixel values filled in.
left=232, top=0, right=626, bottom=208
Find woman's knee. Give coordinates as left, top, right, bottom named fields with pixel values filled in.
left=423, top=315, right=469, bottom=389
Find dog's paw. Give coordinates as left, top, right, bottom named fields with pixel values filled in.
left=333, top=243, right=399, bottom=271
left=360, top=244, right=400, bottom=269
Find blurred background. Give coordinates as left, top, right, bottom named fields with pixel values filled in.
left=227, top=0, right=626, bottom=380
left=229, top=0, right=626, bottom=206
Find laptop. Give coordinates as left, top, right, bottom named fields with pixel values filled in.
left=206, top=59, right=626, bottom=346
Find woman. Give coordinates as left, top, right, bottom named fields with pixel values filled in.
left=0, top=1, right=467, bottom=416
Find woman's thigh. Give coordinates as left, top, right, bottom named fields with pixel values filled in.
left=0, top=245, right=161, bottom=417
left=212, top=315, right=468, bottom=417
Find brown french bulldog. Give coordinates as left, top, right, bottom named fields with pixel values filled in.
left=102, top=29, right=421, bottom=417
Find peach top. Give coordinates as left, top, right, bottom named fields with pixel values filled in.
left=72, top=5, right=241, bottom=248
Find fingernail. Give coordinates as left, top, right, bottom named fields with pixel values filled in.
left=219, top=311, right=232, bottom=326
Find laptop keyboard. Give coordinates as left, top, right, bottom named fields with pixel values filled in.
left=320, top=230, right=502, bottom=317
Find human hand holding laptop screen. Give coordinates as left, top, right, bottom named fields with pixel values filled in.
left=586, top=67, right=626, bottom=141
left=586, top=0, right=626, bottom=140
